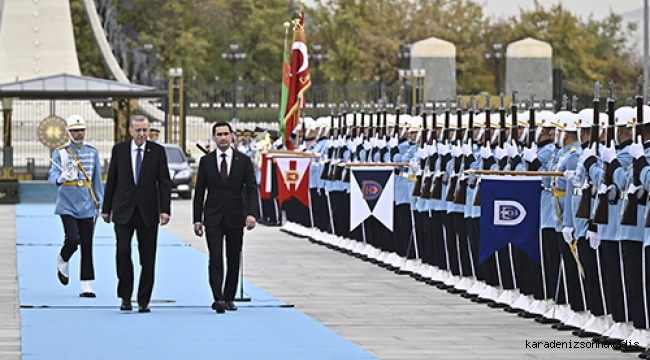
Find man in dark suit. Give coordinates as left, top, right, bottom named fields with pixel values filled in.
left=193, top=121, right=258, bottom=313
left=102, top=115, right=172, bottom=313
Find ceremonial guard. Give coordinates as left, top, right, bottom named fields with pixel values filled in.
left=49, top=115, right=104, bottom=297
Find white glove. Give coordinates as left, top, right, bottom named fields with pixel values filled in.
left=462, top=142, right=472, bottom=156
left=298, top=143, right=306, bottom=151
left=587, top=230, right=600, bottom=250
left=523, top=144, right=537, bottom=162
left=450, top=144, right=462, bottom=157
left=409, top=158, right=420, bottom=172
left=630, top=139, right=645, bottom=160
left=363, top=141, right=372, bottom=151
left=562, top=227, right=574, bottom=244
left=417, top=148, right=428, bottom=159
left=563, top=170, right=575, bottom=181
left=388, top=136, right=399, bottom=148
left=580, top=143, right=596, bottom=161
left=601, top=141, right=616, bottom=163
left=326, top=139, right=334, bottom=148
left=377, top=138, right=386, bottom=148
left=495, top=146, right=507, bottom=161
left=347, top=141, right=355, bottom=152
left=627, top=183, right=640, bottom=196
left=94, top=207, right=101, bottom=219
left=480, top=145, right=492, bottom=159
left=506, top=142, right=518, bottom=158
left=370, top=138, right=377, bottom=147
left=425, top=143, right=437, bottom=156
left=57, top=171, right=72, bottom=184
left=438, top=144, right=450, bottom=157
left=440, top=171, right=449, bottom=183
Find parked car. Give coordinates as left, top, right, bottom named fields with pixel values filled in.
left=162, top=144, right=193, bottom=199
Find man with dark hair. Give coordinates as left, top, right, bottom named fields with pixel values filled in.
left=193, top=121, right=259, bottom=313
left=102, top=115, right=172, bottom=313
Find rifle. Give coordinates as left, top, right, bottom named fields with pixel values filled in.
left=446, top=96, right=464, bottom=201
left=473, top=94, right=492, bottom=207
left=343, top=102, right=359, bottom=183
left=622, top=76, right=645, bottom=226
left=575, top=82, right=603, bottom=219
left=320, top=104, right=336, bottom=181
left=527, top=93, right=537, bottom=149
left=430, top=97, right=452, bottom=200
left=497, top=93, right=507, bottom=169
left=420, top=107, right=438, bottom=198
left=453, top=96, right=475, bottom=204
left=331, top=102, right=347, bottom=181
left=412, top=103, right=428, bottom=197
left=592, top=82, right=615, bottom=223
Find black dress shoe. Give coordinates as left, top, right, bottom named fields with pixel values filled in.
left=57, top=270, right=69, bottom=286
left=535, top=316, right=561, bottom=324
left=555, top=323, right=579, bottom=331
left=211, top=301, right=225, bottom=314
left=79, top=292, right=96, bottom=298
left=120, top=299, right=132, bottom=311
left=639, top=351, right=650, bottom=358
left=224, top=301, right=238, bottom=311
left=138, top=304, right=151, bottom=313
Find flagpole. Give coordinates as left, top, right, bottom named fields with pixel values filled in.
left=465, top=169, right=564, bottom=176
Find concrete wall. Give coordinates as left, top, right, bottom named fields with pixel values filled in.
left=0, top=0, right=81, bottom=83
left=505, top=37, right=553, bottom=100
left=411, top=36, right=456, bottom=101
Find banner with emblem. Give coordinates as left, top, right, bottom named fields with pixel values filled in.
left=350, top=167, right=394, bottom=232
left=479, top=175, right=541, bottom=264
left=275, top=157, right=310, bottom=207
left=259, top=153, right=273, bottom=199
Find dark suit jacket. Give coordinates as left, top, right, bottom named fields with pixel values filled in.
left=103, top=140, right=172, bottom=227
left=193, top=149, right=259, bottom=228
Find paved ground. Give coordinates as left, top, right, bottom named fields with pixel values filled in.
left=1, top=199, right=643, bottom=359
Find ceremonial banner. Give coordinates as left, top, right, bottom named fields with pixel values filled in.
left=479, top=175, right=541, bottom=264
left=282, top=12, right=311, bottom=150
left=350, top=167, right=394, bottom=231
left=259, top=153, right=273, bottom=199
left=278, top=23, right=291, bottom=148
left=275, top=158, right=310, bottom=207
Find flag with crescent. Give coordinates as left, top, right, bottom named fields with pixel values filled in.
left=283, top=12, right=311, bottom=150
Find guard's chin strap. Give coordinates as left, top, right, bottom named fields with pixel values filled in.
left=68, top=131, right=83, bottom=145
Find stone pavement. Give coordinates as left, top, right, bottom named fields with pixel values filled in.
left=0, top=199, right=643, bottom=359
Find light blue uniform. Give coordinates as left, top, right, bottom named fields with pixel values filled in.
left=48, top=144, right=104, bottom=219
left=555, top=141, right=581, bottom=233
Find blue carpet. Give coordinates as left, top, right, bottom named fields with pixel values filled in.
left=17, top=204, right=376, bottom=360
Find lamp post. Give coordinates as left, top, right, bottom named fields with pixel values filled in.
left=221, top=40, right=247, bottom=120
left=397, top=42, right=412, bottom=68
left=310, top=41, right=330, bottom=112
left=398, top=69, right=426, bottom=115
left=484, top=41, right=504, bottom=95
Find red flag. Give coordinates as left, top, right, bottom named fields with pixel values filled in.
left=275, top=157, right=311, bottom=207
left=283, top=12, right=311, bottom=150
left=259, top=153, right=272, bottom=199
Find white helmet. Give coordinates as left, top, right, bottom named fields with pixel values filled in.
left=66, top=115, right=86, bottom=144
left=66, top=114, right=87, bottom=131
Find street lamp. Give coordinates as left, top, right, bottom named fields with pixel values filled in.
left=397, top=42, right=412, bottom=68
left=309, top=41, right=330, bottom=112
left=484, top=41, right=504, bottom=95
left=221, top=40, right=247, bottom=120
left=397, top=69, right=426, bottom=115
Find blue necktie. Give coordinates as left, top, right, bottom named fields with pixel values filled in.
left=135, top=148, right=143, bottom=185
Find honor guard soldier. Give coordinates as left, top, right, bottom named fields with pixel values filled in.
left=148, top=127, right=161, bottom=143
left=48, top=115, right=104, bottom=297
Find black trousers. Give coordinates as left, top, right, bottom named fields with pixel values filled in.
left=578, top=238, right=607, bottom=316
left=452, top=213, right=472, bottom=277
left=468, top=218, right=485, bottom=281
left=114, top=207, right=158, bottom=306
left=622, top=240, right=644, bottom=328
left=394, top=204, right=412, bottom=258
left=556, top=232, right=586, bottom=311
left=205, top=221, right=244, bottom=302
left=310, top=188, right=329, bottom=232
left=429, top=210, right=446, bottom=269
left=414, top=210, right=430, bottom=263
left=60, top=215, right=95, bottom=281
left=601, top=240, right=626, bottom=322
left=541, top=228, right=561, bottom=300
left=441, top=212, right=458, bottom=274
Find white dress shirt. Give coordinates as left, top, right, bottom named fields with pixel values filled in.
left=217, top=147, right=233, bottom=177
left=131, top=141, right=147, bottom=183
